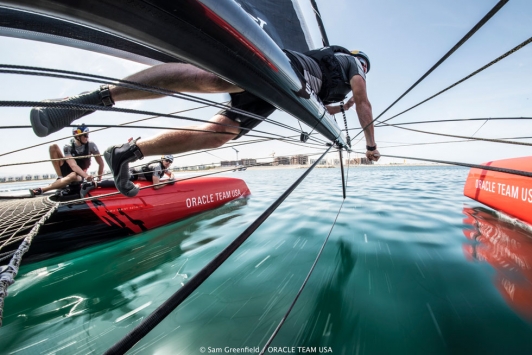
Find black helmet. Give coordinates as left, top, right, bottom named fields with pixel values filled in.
left=350, top=50, right=370, bottom=73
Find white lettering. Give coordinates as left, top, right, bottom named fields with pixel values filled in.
left=511, top=185, right=519, bottom=199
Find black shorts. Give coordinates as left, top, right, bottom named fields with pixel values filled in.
left=60, top=162, right=74, bottom=177
left=217, top=91, right=276, bottom=140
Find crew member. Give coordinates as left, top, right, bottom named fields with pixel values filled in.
left=30, top=46, right=379, bottom=198
left=30, top=124, right=104, bottom=196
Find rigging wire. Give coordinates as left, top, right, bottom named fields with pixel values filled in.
left=259, top=153, right=352, bottom=353
left=57, top=150, right=330, bottom=206
left=349, top=151, right=532, bottom=178
left=102, top=146, right=333, bottom=355
left=373, top=0, right=509, bottom=121
left=373, top=116, right=532, bottom=128
left=360, top=35, right=532, bottom=137
left=0, top=132, right=326, bottom=170
left=373, top=120, right=532, bottom=147
left=377, top=136, right=532, bottom=149
left=0, top=65, right=327, bottom=144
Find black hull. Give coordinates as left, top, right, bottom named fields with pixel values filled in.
left=15, top=201, right=133, bottom=264
left=0, top=0, right=346, bottom=146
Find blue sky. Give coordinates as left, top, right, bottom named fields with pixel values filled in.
left=0, top=0, right=531, bottom=176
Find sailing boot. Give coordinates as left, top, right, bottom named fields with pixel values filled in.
left=29, top=187, right=43, bottom=197
left=80, top=182, right=96, bottom=198
left=104, top=138, right=144, bottom=197
left=30, top=85, right=114, bottom=137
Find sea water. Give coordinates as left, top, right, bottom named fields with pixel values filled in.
left=1, top=166, right=532, bottom=355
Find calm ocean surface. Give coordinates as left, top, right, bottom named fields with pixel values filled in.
left=1, top=166, right=532, bottom=355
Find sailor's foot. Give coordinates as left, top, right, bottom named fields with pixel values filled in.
left=30, top=85, right=114, bottom=137
left=29, top=187, right=43, bottom=197
left=80, top=182, right=96, bottom=198
left=104, top=138, right=144, bottom=197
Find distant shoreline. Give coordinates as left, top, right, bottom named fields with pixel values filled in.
left=0, top=163, right=461, bottom=182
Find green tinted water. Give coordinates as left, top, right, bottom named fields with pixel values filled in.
left=1, top=166, right=532, bottom=354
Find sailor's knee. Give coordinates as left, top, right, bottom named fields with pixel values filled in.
left=49, top=144, right=61, bottom=154
left=65, top=172, right=77, bottom=182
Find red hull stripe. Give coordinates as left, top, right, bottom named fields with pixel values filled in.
left=86, top=176, right=251, bottom=234
left=196, top=1, right=278, bottom=72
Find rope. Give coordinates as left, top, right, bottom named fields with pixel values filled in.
left=59, top=151, right=329, bottom=206
left=374, top=121, right=532, bottom=147
left=0, top=66, right=313, bottom=138
left=373, top=116, right=532, bottom=129
left=377, top=36, right=532, bottom=127
left=352, top=32, right=532, bottom=142
left=260, top=199, right=347, bottom=354
left=352, top=152, right=532, bottom=178
left=374, top=0, right=509, bottom=121
left=339, top=102, right=351, bottom=148
left=260, top=151, right=353, bottom=352
left=102, top=146, right=333, bottom=355
left=0, top=197, right=58, bottom=327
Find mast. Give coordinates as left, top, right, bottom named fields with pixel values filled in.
left=309, top=0, right=330, bottom=47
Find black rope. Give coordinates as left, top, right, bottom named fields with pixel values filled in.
left=352, top=35, right=532, bottom=142
left=261, top=201, right=347, bottom=354
left=260, top=158, right=352, bottom=353
left=0, top=67, right=321, bottom=139
left=102, top=146, right=333, bottom=355
left=374, top=120, right=532, bottom=147
left=373, top=116, right=532, bottom=128
left=353, top=152, right=532, bottom=178
left=377, top=136, right=532, bottom=149
left=380, top=37, right=532, bottom=125
left=0, top=65, right=279, bottom=127
left=374, top=0, right=508, bottom=121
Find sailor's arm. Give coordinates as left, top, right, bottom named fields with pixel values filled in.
left=151, top=175, right=170, bottom=190
left=350, top=75, right=380, bottom=161
left=65, top=155, right=93, bottom=181
left=94, top=154, right=105, bottom=181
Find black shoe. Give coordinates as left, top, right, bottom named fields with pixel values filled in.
left=30, top=85, right=114, bottom=137
left=29, top=187, right=43, bottom=197
left=104, top=138, right=144, bottom=197
left=80, top=182, right=96, bottom=198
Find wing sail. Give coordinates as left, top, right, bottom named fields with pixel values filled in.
left=0, top=0, right=346, bottom=146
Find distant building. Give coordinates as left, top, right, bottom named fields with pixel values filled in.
left=15, top=176, right=23, bottom=181
left=309, top=159, right=327, bottom=165
left=42, top=174, right=49, bottom=179
left=25, top=174, right=32, bottom=181
left=33, top=174, right=40, bottom=180
left=241, top=158, right=256, bottom=166
left=274, top=156, right=290, bottom=165
left=345, top=157, right=372, bottom=165
left=221, top=160, right=243, bottom=167
left=290, top=155, right=308, bottom=165
left=8, top=177, right=14, bottom=182
left=0, top=177, right=6, bottom=183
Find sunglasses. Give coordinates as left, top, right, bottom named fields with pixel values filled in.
left=165, top=159, right=173, bottom=163
left=82, top=134, right=89, bottom=138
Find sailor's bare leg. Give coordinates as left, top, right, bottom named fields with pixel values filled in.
left=41, top=172, right=81, bottom=193
left=49, top=144, right=65, bottom=177
left=137, top=115, right=240, bottom=156
left=110, top=63, right=244, bottom=101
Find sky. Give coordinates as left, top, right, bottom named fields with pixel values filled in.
left=0, top=0, right=531, bottom=176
